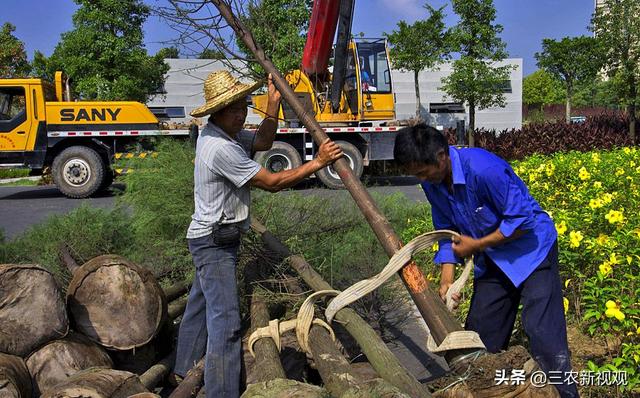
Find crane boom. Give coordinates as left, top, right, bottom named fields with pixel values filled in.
left=301, top=0, right=340, bottom=75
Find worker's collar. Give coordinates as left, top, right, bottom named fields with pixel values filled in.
left=449, top=146, right=466, bottom=186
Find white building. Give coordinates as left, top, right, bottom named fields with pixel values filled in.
left=148, top=58, right=522, bottom=132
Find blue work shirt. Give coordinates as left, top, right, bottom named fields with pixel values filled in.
left=421, top=146, right=557, bottom=288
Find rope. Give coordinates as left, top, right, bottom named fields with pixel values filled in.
left=249, top=229, right=485, bottom=357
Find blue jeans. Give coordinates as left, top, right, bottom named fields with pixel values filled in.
left=465, top=242, right=579, bottom=398
left=174, top=233, right=241, bottom=398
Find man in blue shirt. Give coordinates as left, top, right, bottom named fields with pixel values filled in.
left=394, top=123, right=578, bottom=398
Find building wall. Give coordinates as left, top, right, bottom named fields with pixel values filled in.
left=149, top=58, right=523, bottom=132
left=392, top=58, right=523, bottom=131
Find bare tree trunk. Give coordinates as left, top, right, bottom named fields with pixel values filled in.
left=249, top=292, right=287, bottom=382
left=251, top=220, right=432, bottom=398
left=414, top=69, right=422, bottom=119
left=468, top=99, right=475, bottom=147
left=565, top=86, right=572, bottom=124
left=209, top=0, right=472, bottom=366
left=629, top=79, right=637, bottom=141
left=139, top=353, right=175, bottom=390
left=168, top=358, right=205, bottom=398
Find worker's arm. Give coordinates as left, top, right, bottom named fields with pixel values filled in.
left=250, top=139, right=342, bottom=192
left=253, top=74, right=281, bottom=152
left=451, top=228, right=528, bottom=258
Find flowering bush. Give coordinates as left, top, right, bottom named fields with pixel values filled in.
left=512, top=146, right=640, bottom=392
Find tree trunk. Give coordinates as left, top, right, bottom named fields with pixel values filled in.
left=0, top=264, right=68, bottom=357
left=168, top=297, right=187, bottom=320
left=565, top=86, right=572, bottom=124
left=252, top=220, right=432, bottom=398
left=414, top=69, right=422, bottom=119
left=211, top=1, right=471, bottom=366
left=628, top=78, right=637, bottom=142
left=26, top=332, right=113, bottom=396
left=66, top=255, right=167, bottom=350
left=41, top=368, right=148, bottom=398
left=248, top=292, right=287, bottom=383
left=0, top=353, right=32, bottom=398
left=242, top=379, right=326, bottom=398
left=468, top=100, right=475, bottom=147
left=167, top=358, right=205, bottom=398
left=163, top=281, right=191, bottom=302
left=139, top=353, right=175, bottom=390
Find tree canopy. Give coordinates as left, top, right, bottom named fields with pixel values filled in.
left=385, top=4, right=451, bottom=118
left=523, top=70, right=564, bottom=110
left=535, top=36, right=602, bottom=123
left=592, top=0, right=640, bottom=140
left=238, top=0, right=312, bottom=78
left=37, top=0, right=168, bottom=102
left=0, top=23, right=31, bottom=78
left=440, top=0, right=513, bottom=145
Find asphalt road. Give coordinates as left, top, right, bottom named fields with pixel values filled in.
left=0, top=176, right=427, bottom=241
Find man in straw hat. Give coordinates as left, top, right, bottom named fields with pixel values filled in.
left=173, top=70, right=343, bottom=397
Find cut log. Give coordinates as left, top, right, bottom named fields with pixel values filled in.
left=40, top=368, right=148, bottom=398
left=168, top=297, right=187, bottom=321
left=0, top=353, right=32, bottom=398
left=163, top=281, right=191, bottom=302
left=247, top=291, right=286, bottom=383
left=167, top=358, right=205, bottom=398
left=252, top=223, right=431, bottom=398
left=66, top=254, right=167, bottom=350
left=0, top=264, right=68, bottom=356
left=25, top=332, right=113, bottom=396
left=241, top=378, right=326, bottom=398
left=139, top=353, right=175, bottom=390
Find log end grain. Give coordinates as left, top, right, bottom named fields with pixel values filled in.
left=0, top=353, right=32, bottom=398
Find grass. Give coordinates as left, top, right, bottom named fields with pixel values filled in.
left=0, top=169, right=30, bottom=179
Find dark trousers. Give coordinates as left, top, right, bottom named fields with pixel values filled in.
left=465, top=242, right=579, bottom=398
left=174, top=234, right=242, bottom=398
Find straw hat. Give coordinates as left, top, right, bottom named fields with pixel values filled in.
left=190, top=70, right=262, bottom=118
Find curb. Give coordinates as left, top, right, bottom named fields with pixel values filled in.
left=0, top=176, right=42, bottom=184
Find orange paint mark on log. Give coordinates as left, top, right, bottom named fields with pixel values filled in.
left=401, top=262, right=428, bottom=291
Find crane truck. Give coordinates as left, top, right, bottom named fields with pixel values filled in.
left=252, top=0, right=404, bottom=189
left=0, top=72, right=192, bottom=198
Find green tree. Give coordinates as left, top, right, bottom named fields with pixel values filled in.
left=523, top=70, right=564, bottom=111
left=45, top=0, right=169, bottom=102
left=440, top=0, right=513, bottom=146
left=0, top=23, right=31, bottom=78
left=198, top=48, right=225, bottom=59
left=535, top=36, right=602, bottom=124
left=156, top=47, right=180, bottom=59
left=238, top=0, right=312, bottom=77
left=592, top=0, right=640, bottom=140
left=385, top=4, right=452, bottom=118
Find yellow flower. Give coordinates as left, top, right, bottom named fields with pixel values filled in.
left=556, top=221, right=568, bottom=236
left=592, top=153, right=601, bottom=163
left=596, top=234, right=609, bottom=246
left=627, top=256, right=633, bottom=265
left=563, top=297, right=569, bottom=314
left=605, top=210, right=624, bottom=224
left=623, top=147, right=632, bottom=154
left=569, top=230, right=584, bottom=248
left=631, top=161, right=636, bottom=167
left=615, top=168, right=625, bottom=176
left=604, top=301, right=625, bottom=321
left=637, top=326, right=640, bottom=335
left=564, top=279, right=571, bottom=288
left=609, top=253, right=620, bottom=265
left=593, top=181, right=602, bottom=189
left=529, top=173, right=538, bottom=183
left=602, top=193, right=614, bottom=204
left=431, top=242, right=439, bottom=252
left=634, top=229, right=640, bottom=239
left=545, top=163, right=556, bottom=177
left=579, top=167, right=590, bottom=180
left=588, top=198, right=603, bottom=209
left=599, top=262, right=612, bottom=276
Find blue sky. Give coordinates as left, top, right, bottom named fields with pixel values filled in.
left=5, top=0, right=594, bottom=76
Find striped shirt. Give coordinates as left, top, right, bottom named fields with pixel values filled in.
left=186, top=122, right=261, bottom=239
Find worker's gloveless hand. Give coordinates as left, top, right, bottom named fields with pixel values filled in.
left=316, top=139, right=343, bottom=166
left=267, top=73, right=281, bottom=105
left=451, top=234, right=482, bottom=258
left=438, top=281, right=461, bottom=309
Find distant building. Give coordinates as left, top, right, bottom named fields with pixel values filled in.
left=148, top=58, right=522, bottom=132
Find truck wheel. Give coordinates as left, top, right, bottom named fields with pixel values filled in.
left=316, top=141, right=363, bottom=189
left=254, top=142, right=302, bottom=173
left=52, top=146, right=106, bottom=198
left=99, top=169, right=114, bottom=192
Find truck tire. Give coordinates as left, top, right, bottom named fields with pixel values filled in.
left=254, top=141, right=302, bottom=173
left=316, top=141, right=363, bottom=189
left=52, top=146, right=106, bottom=198
left=99, top=169, right=114, bottom=193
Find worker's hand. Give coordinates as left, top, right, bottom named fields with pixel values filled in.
left=266, top=73, right=281, bottom=106
left=452, top=234, right=482, bottom=258
left=316, top=139, right=343, bottom=166
left=439, top=281, right=461, bottom=310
